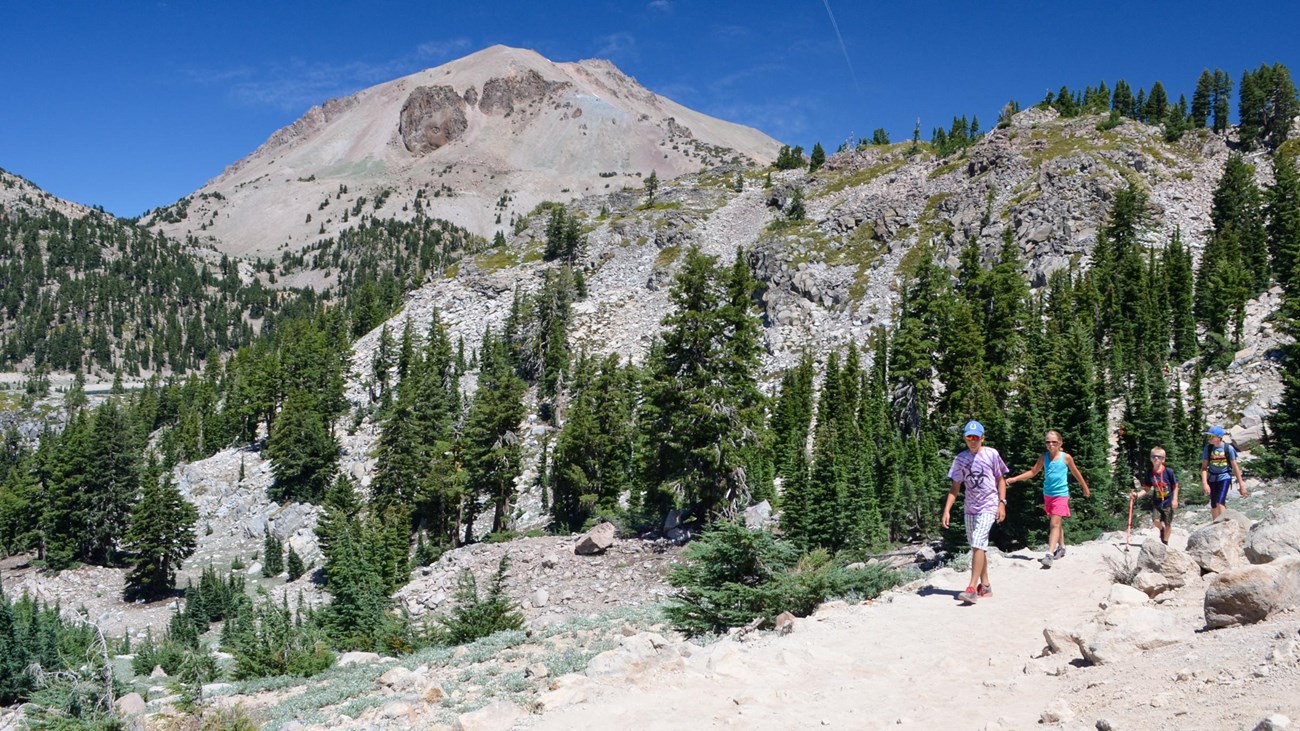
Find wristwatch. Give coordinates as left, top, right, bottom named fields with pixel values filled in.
left=998, top=499, right=1007, bottom=505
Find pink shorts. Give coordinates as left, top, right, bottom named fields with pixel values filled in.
left=1043, top=495, right=1071, bottom=517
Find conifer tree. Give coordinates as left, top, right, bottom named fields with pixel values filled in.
left=122, top=460, right=198, bottom=601
left=463, top=328, right=526, bottom=538
left=771, top=353, right=815, bottom=480
left=266, top=392, right=339, bottom=504
left=808, top=142, right=826, bottom=172
left=644, top=170, right=659, bottom=208
left=640, top=248, right=767, bottom=521
left=1268, top=150, right=1300, bottom=295
left=1192, top=69, right=1213, bottom=128
left=261, top=528, right=284, bottom=577
left=1212, top=69, right=1232, bottom=133
left=1164, top=230, right=1198, bottom=362
left=286, top=545, right=306, bottom=581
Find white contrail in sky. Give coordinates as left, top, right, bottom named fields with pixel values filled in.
left=821, top=0, right=865, bottom=103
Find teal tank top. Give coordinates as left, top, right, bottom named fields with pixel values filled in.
left=1043, top=452, right=1069, bottom=497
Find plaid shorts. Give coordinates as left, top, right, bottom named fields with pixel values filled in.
left=964, top=512, right=997, bottom=550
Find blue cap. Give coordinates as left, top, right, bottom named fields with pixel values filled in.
left=963, top=420, right=985, bottom=437
left=1205, top=425, right=1226, bottom=437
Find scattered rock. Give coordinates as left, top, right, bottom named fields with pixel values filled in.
left=1100, top=583, right=1150, bottom=608
left=743, top=500, right=773, bottom=529
left=525, top=662, right=550, bottom=679
left=1204, top=556, right=1300, bottom=629
left=115, top=692, right=146, bottom=717
left=337, top=651, right=382, bottom=666
left=453, top=700, right=527, bottom=731
left=1040, top=698, right=1075, bottom=724
left=574, top=522, right=617, bottom=555
left=775, top=611, right=796, bottom=635
left=1254, top=714, right=1292, bottom=731
left=1187, top=517, right=1250, bottom=574
left=1071, top=606, right=1188, bottom=664
left=150, top=665, right=167, bottom=679
left=533, top=588, right=550, bottom=608
left=1246, top=500, right=1300, bottom=564
left=378, top=666, right=422, bottom=690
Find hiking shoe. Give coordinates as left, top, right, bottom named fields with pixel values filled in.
left=958, top=586, right=979, bottom=603
left=1039, top=553, right=1054, bottom=568
left=976, top=583, right=992, bottom=598
left=1053, top=546, right=1066, bottom=559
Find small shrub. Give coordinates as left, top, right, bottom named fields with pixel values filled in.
left=437, top=555, right=525, bottom=645
left=1103, top=548, right=1140, bottom=586
left=664, top=521, right=903, bottom=636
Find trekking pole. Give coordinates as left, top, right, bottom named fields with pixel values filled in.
left=1124, top=492, right=1135, bottom=552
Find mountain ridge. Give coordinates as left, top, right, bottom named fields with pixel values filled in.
left=145, top=45, right=782, bottom=259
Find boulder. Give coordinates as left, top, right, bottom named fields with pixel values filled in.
left=337, top=651, right=382, bottom=666
left=743, top=500, right=773, bottom=529
left=1132, top=541, right=1198, bottom=596
left=1071, top=606, right=1188, bottom=665
left=1204, top=556, right=1300, bottom=629
left=1254, top=715, right=1292, bottom=731
left=115, top=692, right=146, bottom=717
left=454, top=701, right=526, bottom=731
left=574, top=522, right=616, bottom=555
left=1187, top=517, right=1249, bottom=574
left=1100, top=583, right=1150, bottom=608
left=1246, top=500, right=1300, bottom=564
left=378, top=666, right=422, bottom=691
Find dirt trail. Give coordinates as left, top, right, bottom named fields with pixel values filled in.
left=529, top=525, right=1300, bottom=731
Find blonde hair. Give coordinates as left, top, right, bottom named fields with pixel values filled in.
left=1045, top=430, right=1063, bottom=443
left=1150, top=446, right=1166, bottom=457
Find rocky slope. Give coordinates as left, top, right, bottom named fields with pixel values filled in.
left=143, top=45, right=782, bottom=258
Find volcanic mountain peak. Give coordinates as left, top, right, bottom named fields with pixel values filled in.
left=146, top=45, right=781, bottom=259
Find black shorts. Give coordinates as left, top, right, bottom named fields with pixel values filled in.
left=1209, top=479, right=1231, bottom=507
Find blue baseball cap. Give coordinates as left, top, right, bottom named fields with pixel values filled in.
left=963, top=420, right=985, bottom=438
left=1205, top=425, right=1226, bottom=437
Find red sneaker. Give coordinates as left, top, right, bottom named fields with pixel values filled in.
left=958, top=586, right=978, bottom=603
left=977, top=583, right=992, bottom=598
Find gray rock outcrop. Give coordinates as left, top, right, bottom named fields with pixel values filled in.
left=1187, top=515, right=1250, bottom=574
left=1245, top=499, right=1300, bottom=564
left=574, top=522, right=617, bottom=555
left=1204, top=555, right=1300, bottom=629
left=400, top=85, right=469, bottom=154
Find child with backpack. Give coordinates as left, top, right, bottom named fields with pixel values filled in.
left=1201, top=425, right=1245, bottom=520
left=1131, top=446, right=1178, bottom=545
left=1006, top=430, right=1091, bottom=568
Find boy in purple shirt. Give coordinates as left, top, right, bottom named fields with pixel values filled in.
left=941, top=420, right=1009, bottom=604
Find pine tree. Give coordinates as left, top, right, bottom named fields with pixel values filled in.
left=462, top=328, right=526, bottom=539
left=266, top=392, right=339, bottom=504
left=644, top=170, right=660, bottom=208
left=261, top=528, right=284, bottom=577
left=771, top=353, right=815, bottom=480
left=1269, top=150, right=1300, bottom=295
left=808, top=142, right=826, bottom=172
left=122, top=459, right=198, bottom=601
left=640, top=248, right=767, bottom=522
left=1164, top=230, right=1198, bottom=362
left=1212, top=69, right=1233, bottom=134
left=1192, top=69, right=1213, bottom=128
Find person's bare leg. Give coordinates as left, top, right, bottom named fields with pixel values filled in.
left=1048, top=515, right=1063, bottom=553
left=970, top=548, right=986, bottom=590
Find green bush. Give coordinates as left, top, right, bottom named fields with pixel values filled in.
left=437, top=555, right=524, bottom=645
left=664, top=521, right=904, bottom=636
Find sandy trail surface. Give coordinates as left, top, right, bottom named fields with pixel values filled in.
left=529, top=525, right=1300, bottom=731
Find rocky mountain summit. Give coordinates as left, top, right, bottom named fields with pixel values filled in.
left=143, top=45, right=781, bottom=257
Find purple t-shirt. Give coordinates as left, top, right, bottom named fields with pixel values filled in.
left=948, top=446, right=1009, bottom=515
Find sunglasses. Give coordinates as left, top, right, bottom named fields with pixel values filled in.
left=1150, top=455, right=1164, bottom=460
left=965, top=435, right=983, bottom=440
left=1045, top=440, right=1060, bottom=445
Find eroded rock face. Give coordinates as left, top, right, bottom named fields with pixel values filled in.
left=399, top=85, right=469, bottom=154
left=478, top=69, right=569, bottom=116
left=1246, top=499, right=1300, bottom=564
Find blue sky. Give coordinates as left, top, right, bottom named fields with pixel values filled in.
left=2, top=1, right=1297, bottom=218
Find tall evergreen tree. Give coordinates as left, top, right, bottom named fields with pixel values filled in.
left=266, top=392, right=339, bottom=504
left=1192, top=69, right=1213, bottom=128
left=462, top=328, right=526, bottom=539
left=1211, top=69, right=1233, bottom=134
left=123, top=460, right=198, bottom=601
left=1268, top=150, right=1300, bottom=295
left=808, top=142, right=826, bottom=172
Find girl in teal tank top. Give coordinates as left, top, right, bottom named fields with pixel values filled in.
left=1006, top=430, right=1092, bottom=567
